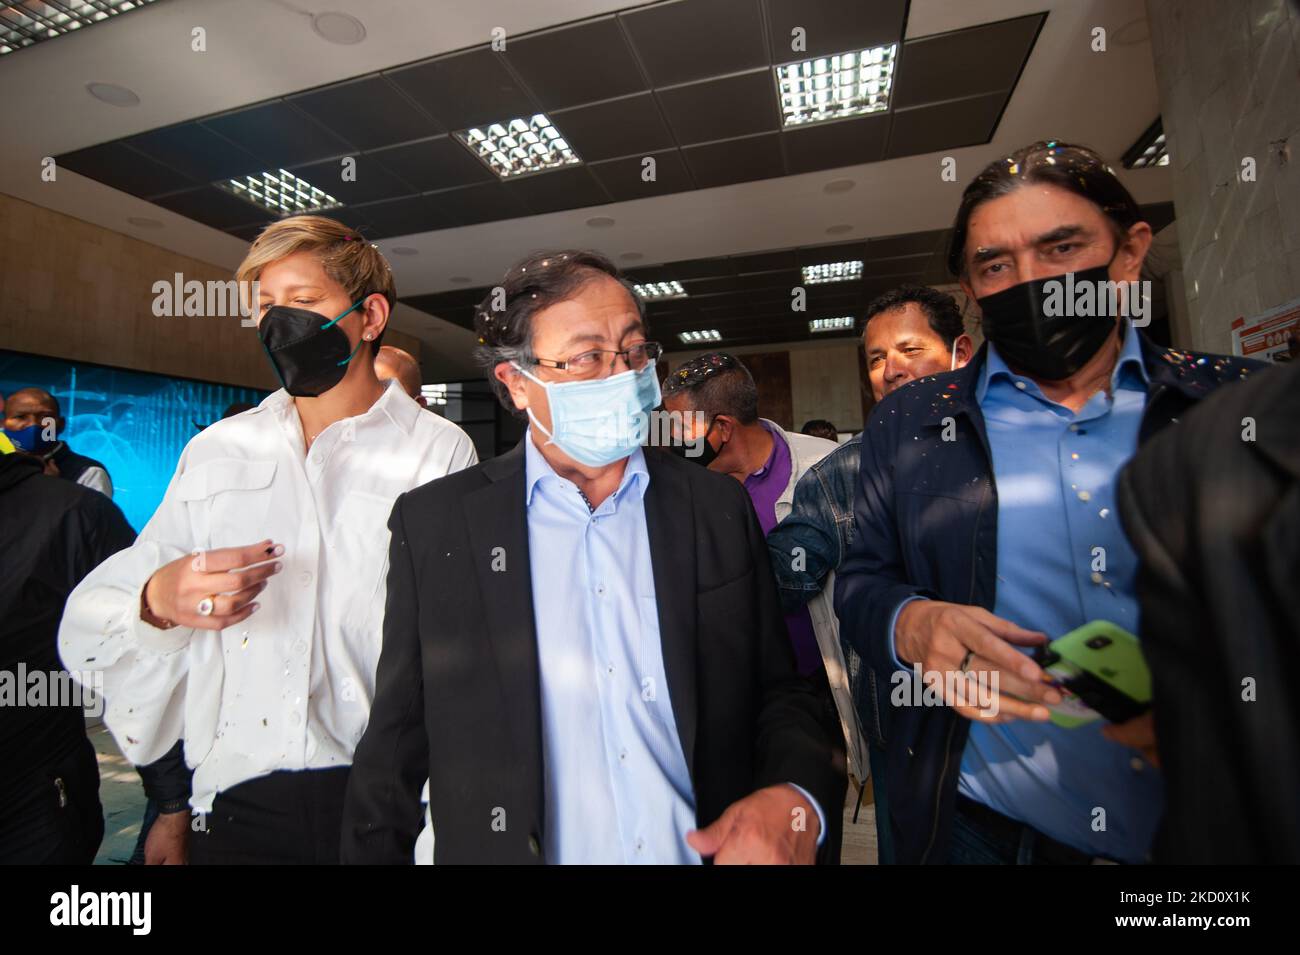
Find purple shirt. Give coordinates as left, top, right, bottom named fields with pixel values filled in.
left=743, top=422, right=822, bottom=676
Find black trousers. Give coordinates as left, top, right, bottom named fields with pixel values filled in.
left=189, top=767, right=351, bottom=865
left=0, top=737, right=103, bottom=865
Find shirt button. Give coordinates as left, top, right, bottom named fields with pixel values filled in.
left=1014, top=380, right=1027, bottom=390
left=1130, top=757, right=1145, bottom=772
left=1091, top=571, right=1104, bottom=584
left=1069, top=424, right=1079, bottom=432
left=292, top=640, right=308, bottom=655
left=299, top=571, right=313, bottom=586
left=1077, top=490, right=1091, bottom=502
left=289, top=711, right=302, bottom=727
left=619, top=749, right=628, bottom=762
left=635, top=838, right=645, bottom=852
left=606, top=664, right=614, bottom=676
left=595, top=584, right=606, bottom=596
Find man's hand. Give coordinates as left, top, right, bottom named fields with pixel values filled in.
left=685, top=785, right=819, bottom=864
left=144, top=810, right=190, bottom=865
left=895, top=600, right=1061, bottom=724
left=142, top=540, right=283, bottom=631
left=1102, top=712, right=1159, bottom=767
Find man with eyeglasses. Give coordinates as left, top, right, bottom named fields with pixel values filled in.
left=342, top=250, right=844, bottom=864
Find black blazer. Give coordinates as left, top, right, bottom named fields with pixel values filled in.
left=341, top=439, right=845, bottom=864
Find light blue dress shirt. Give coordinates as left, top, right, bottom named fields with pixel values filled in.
left=956, top=322, right=1164, bottom=861
left=524, top=435, right=700, bottom=864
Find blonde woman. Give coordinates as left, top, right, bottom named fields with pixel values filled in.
left=59, top=216, right=477, bottom=864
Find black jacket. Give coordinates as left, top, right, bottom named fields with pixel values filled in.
left=342, top=439, right=845, bottom=864
left=0, top=453, right=133, bottom=802
left=1118, top=360, right=1300, bottom=863
left=833, top=333, right=1261, bottom=864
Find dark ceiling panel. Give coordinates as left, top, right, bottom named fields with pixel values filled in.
left=681, top=132, right=784, bottom=188
left=386, top=47, right=538, bottom=131
left=893, top=14, right=1043, bottom=110
left=501, top=166, right=610, bottom=215
left=867, top=229, right=947, bottom=258
left=125, top=122, right=265, bottom=183
left=656, top=70, right=778, bottom=145
left=551, top=93, right=676, bottom=163
left=58, top=141, right=198, bottom=199
left=202, top=101, right=353, bottom=167
left=504, top=17, right=646, bottom=111
left=429, top=181, right=531, bottom=225
left=620, top=0, right=767, bottom=87
left=285, top=154, right=414, bottom=205
left=885, top=91, right=1007, bottom=159
left=782, top=113, right=889, bottom=174
left=763, top=0, right=907, bottom=61
left=154, top=186, right=271, bottom=230
left=288, top=75, right=444, bottom=150
left=731, top=249, right=799, bottom=274
left=352, top=194, right=462, bottom=238
left=368, top=136, right=496, bottom=191
left=588, top=149, right=694, bottom=201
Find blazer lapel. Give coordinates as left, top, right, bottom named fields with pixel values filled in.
left=642, top=452, right=700, bottom=777
left=463, top=441, right=546, bottom=824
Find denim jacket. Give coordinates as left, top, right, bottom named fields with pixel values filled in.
left=767, top=433, right=876, bottom=783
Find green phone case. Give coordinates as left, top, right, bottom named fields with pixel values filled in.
left=1043, top=620, right=1152, bottom=729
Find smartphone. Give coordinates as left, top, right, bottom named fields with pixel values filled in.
left=1031, top=621, right=1151, bottom=729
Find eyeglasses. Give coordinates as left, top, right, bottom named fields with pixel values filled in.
left=530, top=341, right=662, bottom=378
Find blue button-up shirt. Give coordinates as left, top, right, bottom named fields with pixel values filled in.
left=524, top=435, right=699, bottom=864
left=957, top=321, right=1164, bottom=861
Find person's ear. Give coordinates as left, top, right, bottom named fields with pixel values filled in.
left=1114, top=222, right=1153, bottom=284
left=713, top=415, right=734, bottom=444
left=494, top=362, right=529, bottom=412
left=954, top=333, right=974, bottom=367
left=360, top=293, right=389, bottom=345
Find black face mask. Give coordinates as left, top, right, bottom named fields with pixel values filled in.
left=975, top=264, right=1121, bottom=381
left=260, top=298, right=368, bottom=397
left=668, top=418, right=722, bottom=467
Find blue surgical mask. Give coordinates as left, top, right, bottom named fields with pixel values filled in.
left=3, top=423, right=57, bottom=455
left=512, top=362, right=661, bottom=467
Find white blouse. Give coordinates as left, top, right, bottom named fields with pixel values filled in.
left=59, top=380, right=478, bottom=813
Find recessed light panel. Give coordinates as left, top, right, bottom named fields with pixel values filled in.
left=1, top=0, right=162, bottom=56
left=634, top=281, right=687, bottom=300
left=678, top=329, right=721, bottom=344
left=219, top=169, right=342, bottom=217
left=775, top=44, right=897, bottom=128
left=1123, top=119, right=1170, bottom=169
left=454, top=114, right=581, bottom=180
left=802, top=261, right=863, bottom=284
left=809, top=316, right=856, bottom=333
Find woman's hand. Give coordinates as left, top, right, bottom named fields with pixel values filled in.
left=142, top=539, right=283, bottom=631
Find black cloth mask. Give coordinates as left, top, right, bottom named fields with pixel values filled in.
left=975, top=264, right=1122, bottom=380
left=260, top=298, right=367, bottom=397
left=668, top=418, right=722, bottom=467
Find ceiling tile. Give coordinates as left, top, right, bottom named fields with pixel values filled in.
left=58, top=141, right=198, bottom=199
left=153, top=186, right=272, bottom=230
left=892, top=14, right=1044, bottom=110
left=285, top=154, right=415, bottom=205
left=202, top=101, right=353, bottom=168
left=620, top=0, right=768, bottom=87
left=428, top=181, right=531, bottom=225
left=368, top=136, right=496, bottom=191
left=886, top=91, right=1007, bottom=159
left=656, top=70, right=778, bottom=145
left=501, top=166, right=610, bottom=215
left=126, top=122, right=264, bottom=183
left=504, top=17, right=646, bottom=111
left=386, top=47, right=539, bottom=131
left=681, top=133, right=784, bottom=187
left=764, top=0, right=907, bottom=61
left=782, top=113, right=888, bottom=174
left=551, top=93, right=675, bottom=163
left=288, top=76, right=444, bottom=150
left=588, top=149, right=694, bottom=201
left=351, top=194, right=462, bottom=238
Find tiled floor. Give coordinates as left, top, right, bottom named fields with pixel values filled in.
left=87, top=722, right=878, bottom=865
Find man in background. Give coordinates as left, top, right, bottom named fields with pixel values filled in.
left=2, top=387, right=113, bottom=498
left=374, top=345, right=423, bottom=404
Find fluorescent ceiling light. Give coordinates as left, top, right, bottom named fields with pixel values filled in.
left=0, top=0, right=162, bottom=56
left=220, top=169, right=342, bottom=217
left=1122, top=118, right=1169, bottom=169
left=802, top=261, right=863, bottom=284
left=421, top=384, right=447, bottom=406
left=454, top=114, right=581, bottom=179
left=634, top=280, right=687, bottom=300
left=775, top=43, right=897, bottom=128
left=809, top=316, right=856, bottom=333
left=677, top=329, right=721, bottom=344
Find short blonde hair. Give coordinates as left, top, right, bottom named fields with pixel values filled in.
left=235, top=216, right=396, bottom=322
